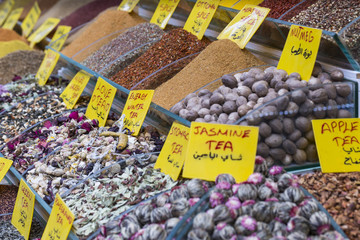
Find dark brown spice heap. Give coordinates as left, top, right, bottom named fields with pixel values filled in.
left=110, top=28, right=210, bottom=90
left=0, top=185, right=18, bottom=221
left=259, top=0, right=301, bottom=19
left=299, top=172, right=360, bottom=239
left=281, top=0, right=318, bottom=20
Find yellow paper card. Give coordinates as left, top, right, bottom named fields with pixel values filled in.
left=28, top=17, right=60, bottom=45
left=42, top=194, right=75, bottom=240
left=150, top=0, right=180, bottom=29
left=21, top=2, right=41, bottom=37
left=219, top=0, right=239, bottom=8
left=60, top=70, right=91, bottom=109
left=36, top=49, right=60, bottom=86
left=11, top=179, right=35, bottom=240
left=0, top=157, right=13, bottom=183
left=183, top=122, right=259, bottom=182
left=122, top=90, right=154, bottom=136
left=217, top=4, right=269, bottom=49
left=2, top=7, right=23, bottom=29
left=312, top=118, right=360, bottom=173
left=277, top=25, right=322, bottom=81
left=155, top=122, right=190, bottom=180
left=232, top=0, right=264, bottom=10
left=183, top=0, right=220, bottom=40
left=49, top=25, right=72, bottom=51
left=85, top=77, right=117, bottom=127
left=118, top=0, right=140, bottom=12
left=0, top=0, right=14, bottom=26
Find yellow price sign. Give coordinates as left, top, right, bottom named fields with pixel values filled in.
left=0, top=157, right=13, bottom=183
left=277, top=25, right=322, bottom=80
left=217, top=4, right=269, bottom=49
left=118, top=0, right=140, bottom=12
left=21, top=1, right=41, bottom=37
left=312, top=118, right=360, bottom=173
left=36, top=49, right=60, bottom=86
left=183, top=0, right=220, bottom=40
left=11, top=179, right=35, bottom=240
left=42, top=194, right=75, bottom=240
left=155, top=122, right=190, bottom=180
left=2, top=7, right=23, bottom=29
left=28, top=17, right=60, bottom=45
left=0, top=0, right=14, bottom=26
left=85, top=77, right=116, bottom=127
left=150, top=0, right=180, bottom=29
left=60, top=70, right=91, bottom=109
left=219, top=0, right=239, bottom=8
left=49, top=25, right=72, bottom=51
left=232, top=0, right=264, bottom=10
left=122, top=90, right=154, bottom=136
left=183, top=122, right=259, bottom=182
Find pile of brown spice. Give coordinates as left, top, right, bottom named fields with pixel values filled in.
left=299, top=171, right=360, bottom=239
left=0, top=185, right=18, bottom=221
left=61, top=9, right=145, bottom=62
left=111, top=28, right=210, bottom=90
left=153, top=39, right=266, bottom=110
left=0, top=29, right=28, bottom=44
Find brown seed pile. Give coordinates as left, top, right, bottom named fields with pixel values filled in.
left=111, top=28, right=210, bottom=90
left=280, top=0, right=318, bottom=21
left=258, top=0, right=301, bottom=19
left=0, top=185, right=18, bottom=221
left=290, top=0, right=360, bottom=33
left=299, top=171, right=360, bottom=239
left=61, top=9, right=146, bottom=62
left=0, top=29, right=28, bottom=43
left=153, top=39, right=266, bottom=110
left=341, top=19, right=360, bottom=64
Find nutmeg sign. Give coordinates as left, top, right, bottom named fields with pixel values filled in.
left=42, top=194, right=74, bottom=240
left=183, top=0, right=220, bottom=40
left=183, top=122, right=259, bottom=182
left=0, top=157, right=12, bottom=183
left=278, top=25, right=322, bottom=81
left=85, top=77, right=116, bottom=127
left=217, top=4, right=269, bottom=49
left=155, top=122, right=190, bottom=180
left=11, top=179, right=35, bottom=240
left=312, top=118, right=360, bottom=173
left=122, top=90, right=154, bottom=136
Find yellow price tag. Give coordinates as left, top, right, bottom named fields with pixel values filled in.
left=183, top=0, right=220, bottom=40
left=21, top=1, right=41, bottom=37
left=312, top=118, right=360, bottom=173
left=183, top=122, right=259, bottom=182
left=85, top=77, right=117, bottom=127
left=217, top=4, right=269, bottom=49
left=42, top=194, right=75, bottom=240
left=155, top=122, right=190, bottom=180
left=122, top=90, right=154, bottom=136
left=232, top=0, right=264, bottom=10
left=0, top=0, right=14, bottom=26
left=219, top=0, right=239, bottom=8
left=150, top=0, right=180, bottom=29
left=60, top=70, right=91, bottom=109
left=49, top=25, right=72, bottom=51
left=118, top=0, right=140, bottom=12
left=277, top=25, right=322, bottom=80
left=11, top=179, right=35, bottom=240
left=0, top=157, right=12, bottom=183
left=36, top=49, right=60, bottom=86
left=28, top=17, right=60, bottom=45
left=2, top=7, right=23, bottom=29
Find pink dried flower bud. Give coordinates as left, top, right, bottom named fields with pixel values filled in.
left=255, top=156, right=265, bottom=164
left=216, top=222, right=227, bottom=231
left=241, top=216, right=257, bottom=231
left=216, top=181, right=231, bottom=190
left=265, top=198, right=279, bottom=202
left=226, top=196, right=241, bottom=210
left=269, top=166, right=283, bottom=176
left=188, top=198, right=200, bottom=206
left=44, top=120, right=53, bottom=129
left=232, top=184, right=240, bottom=194
left=81, top=122, right=92, bottom=132
left=247, top=173, right=263, bottom=185
left=242, top=200, right=255, bottom=206
left=210, top=191, right=224, bottom=208
left=265, top=180, right=278, bottom=193
left=69, top=111, right=79, bottom=120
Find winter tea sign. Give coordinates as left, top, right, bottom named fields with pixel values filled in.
left=183, top=122, right=259, bottom=182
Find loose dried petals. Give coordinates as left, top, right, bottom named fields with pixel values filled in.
left=69, top=111, right=79, bottom=120
left=81, top=122, right=92, bottom=132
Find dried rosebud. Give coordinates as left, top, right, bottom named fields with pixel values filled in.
left=234, top=215, right=257, bottom=235
left=237, top=183, right=258, bottom=201
left=134, top=203, right=153, bottom=225
left=187, top=178, right=208, bottom=198
left=193, top=212, right=214, bottom=232
left=213, top=204, right=232, bottom=224
left=212, top=222, right=236, bottom=240
left=286, top=216, right=310, bottom=235
left=187, top=228, right=211, bottom=240
left=81, top=122, right=92, bottom=132
left=210, top=191, right=224, bottom=208
left=164, top=218, right=179, bottom=234
left=280, top=186, right=305, bottom=204
left=215, top=173, right=236, bottom=185
left=309, top=211, right=331, bottom=235
left=69, top=111, right=79, bottom=120
left=44, top=120, right=53, bottom=129
left=247, top=173, right=264, bottom=185
left=171, top=197, right=189, bottom=217
left=188, top=197, right=200, bottom=207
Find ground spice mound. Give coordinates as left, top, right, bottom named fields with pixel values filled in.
left=0, top=29, right=28, bottom=43
left=153, top=39, right=266, bottom=110
left=59, top=0, right=120, bottom=29
left=61, top=9, right=145, bottom=62
left=0, top=50, right=66, bottom=84
left=0, top=185, right=18, bottom=221
left=111, top=28, right=210, bottom=90
left=82, top=23, right=165, bottom=77
left=259, top=0, right=301, bottom=19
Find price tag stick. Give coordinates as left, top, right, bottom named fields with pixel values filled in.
left=11, top=179, right=35, bottom=240
left=42, top=194, right=75, bottom=240
left=150, top=0, right=180, bottom=29
left=0, top=157, right=13, bottom=183
left=155, top=122, right=190, bottom=180
left=183, top=0, right=220, bottom=40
